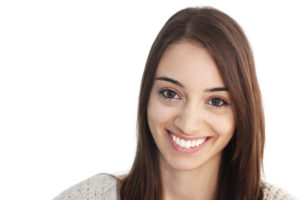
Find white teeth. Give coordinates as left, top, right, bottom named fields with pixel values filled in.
left=196, top=138, right=205, bottom=146
left=171, top=134, right=175, bottom=141
left=186, top=141, right=192, bottom=148
left=191, top=140, right=196, bottom=147
left=180, top=139, right=185, bottom=147
left=170, top=133, right=207, bottom=149
left=175, top=137, right=180, bottom=145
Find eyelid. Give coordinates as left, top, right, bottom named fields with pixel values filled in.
left=206, top=96, right=229, bottom=108
left=157, top=88, right=230, bottom=107
left=158, top=88, right=182, bottom=100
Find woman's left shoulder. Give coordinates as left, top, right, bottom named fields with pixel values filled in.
left=262, top=182, right=297, bottom=200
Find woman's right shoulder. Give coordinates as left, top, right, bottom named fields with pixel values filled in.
left=53, top=173, right=118, bottom=200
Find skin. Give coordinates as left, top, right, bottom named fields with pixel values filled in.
left=147, top=40, right=236, bottom=200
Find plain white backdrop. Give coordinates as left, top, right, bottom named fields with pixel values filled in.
left=0, top=0, right=299, bottom=199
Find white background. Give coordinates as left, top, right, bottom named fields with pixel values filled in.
left=0, top=0, right=299, bottom=199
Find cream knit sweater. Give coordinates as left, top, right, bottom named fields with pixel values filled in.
left=53, top=174, right=297, bottom=200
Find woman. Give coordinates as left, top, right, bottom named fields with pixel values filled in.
left=54, top=7, right=296, bottom=200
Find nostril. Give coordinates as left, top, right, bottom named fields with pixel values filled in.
left=174, top=114, right=204, bottom=135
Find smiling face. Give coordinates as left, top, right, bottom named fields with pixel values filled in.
left=147, top=40, right=236, bottom=171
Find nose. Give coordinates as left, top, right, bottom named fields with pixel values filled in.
left=174, top=101, right=204, bottom=135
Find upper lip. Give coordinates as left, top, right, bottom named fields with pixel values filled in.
left=166, top=129, right=210, bottom=141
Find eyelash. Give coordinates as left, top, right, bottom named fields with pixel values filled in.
left=158, top=89, right=228, bottom=108
left=207, top=97, right=228, bottom=107
left=159, top=89, right=180, bottom=100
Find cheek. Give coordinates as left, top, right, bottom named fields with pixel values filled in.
left=209, top=111, right=235, bottom=137
left=147, top=95, right=178, bottom=133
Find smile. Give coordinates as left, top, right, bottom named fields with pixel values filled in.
left=167, top=129, right=210, bottom=153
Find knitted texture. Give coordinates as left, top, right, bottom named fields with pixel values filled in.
left=53, top=174, right=296, bottom=200
left=262, top=182, right=297, bottom=200
left=53, top=174, right=117, bottom=200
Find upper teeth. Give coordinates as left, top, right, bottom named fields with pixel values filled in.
left=171, top=133, right=206, bottom=149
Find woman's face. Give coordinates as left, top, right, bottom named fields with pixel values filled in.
left=147, top=40, right=235, bottom=171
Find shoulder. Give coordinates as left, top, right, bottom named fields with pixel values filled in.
left=53, top=173, right=118, bottom=200
left=262, top=182, right=297, bottom=200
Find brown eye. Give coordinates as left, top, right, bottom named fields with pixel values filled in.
left=159, top=89, right=180, bottom=99
left=208, top=98, right=227, bottom=107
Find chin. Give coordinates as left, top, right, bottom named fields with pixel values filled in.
left=160, top=150, right=222, bottom=172
left=160, top=153, right=206, bottom=171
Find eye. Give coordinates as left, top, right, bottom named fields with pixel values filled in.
left=208, top=97, right=228, bottom=107
left=159, top=89, right=180, bottom=100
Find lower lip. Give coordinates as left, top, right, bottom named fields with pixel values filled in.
left=167, top=130, right=210, bottom=154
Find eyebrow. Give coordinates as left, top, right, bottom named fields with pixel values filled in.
left=154, top=76, right=228, bottom=92
left=205, top=87, right=228, bottom=92
left=155, top=76, right=185, bottom=88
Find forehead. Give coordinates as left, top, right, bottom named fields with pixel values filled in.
left=155, top=40, right=225, bottom=90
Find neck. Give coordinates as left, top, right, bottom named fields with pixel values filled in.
left=160, top=154, right=221, bottom=200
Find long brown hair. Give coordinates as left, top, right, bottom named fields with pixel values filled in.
left=119, top=6, right=265, bottom=200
